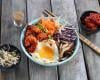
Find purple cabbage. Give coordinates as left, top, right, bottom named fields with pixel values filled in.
left=53, top=27, right=77, bottom=42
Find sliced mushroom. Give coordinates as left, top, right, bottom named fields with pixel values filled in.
left=59, top=42, right=74, bottom=60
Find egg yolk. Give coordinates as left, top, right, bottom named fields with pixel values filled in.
left=39, top=46, right=54, bottom=60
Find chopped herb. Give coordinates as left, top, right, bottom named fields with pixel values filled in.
left=36, top=23, right=48, bottom=33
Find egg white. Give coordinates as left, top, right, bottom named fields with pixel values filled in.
left=31, top=39, right=59, bottom=63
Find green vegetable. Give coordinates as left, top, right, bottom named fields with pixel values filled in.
left=36, top=23, right=48, bottom=33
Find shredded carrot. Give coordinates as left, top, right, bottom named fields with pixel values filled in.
left=40, top=18, right=57, bottom=35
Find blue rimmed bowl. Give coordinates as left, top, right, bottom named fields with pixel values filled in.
left=20, top=17, right=80, bottom=66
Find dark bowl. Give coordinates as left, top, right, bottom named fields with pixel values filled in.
left=0, top=44, right=21, bottom=71
left=80, top=11, right=99, bottom=34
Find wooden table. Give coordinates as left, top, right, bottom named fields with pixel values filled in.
left=0, top=0, right=100, bottom=80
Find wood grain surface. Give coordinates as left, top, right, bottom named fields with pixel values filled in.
left=75, top=0, right=100, bottom=80
left=51, top=0, right=87, bottom=80
left=0, top=0, right=100, bottom=80
left=0, top=0, right=29, bottom=80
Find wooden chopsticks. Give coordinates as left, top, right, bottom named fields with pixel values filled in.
left=43, top=9, right=100, bottom=55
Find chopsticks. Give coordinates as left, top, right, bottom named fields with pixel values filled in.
left=43, top=9, right=100, bottom=55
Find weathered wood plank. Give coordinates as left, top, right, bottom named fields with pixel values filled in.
left=0, top=0, right=1, bottom=31
left=0, top=0, right=29, bottom=80
left=27, top=0, right=58, bottom=80
left=0, top=0, right=2, bottom=78
left=51, top=0, right=88, bottom=80
left=75, top=0, right=100, bottom=80
left=1, top=1, right=16, bottom=80
left=0, top=0, right=1, bottom=79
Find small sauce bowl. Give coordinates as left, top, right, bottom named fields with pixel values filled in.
left=80, top=11, right=99, bottom=34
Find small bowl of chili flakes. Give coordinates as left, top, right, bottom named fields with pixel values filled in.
left=80, top=11, right=100, bottom=34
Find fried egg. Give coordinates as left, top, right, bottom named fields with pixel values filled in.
left=31, top=39, right=59, bottom=63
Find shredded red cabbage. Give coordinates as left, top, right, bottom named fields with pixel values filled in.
left=53, top=27, right=77, bottom=42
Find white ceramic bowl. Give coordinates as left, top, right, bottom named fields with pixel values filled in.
left=20, top=17, right=80, bottom=66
